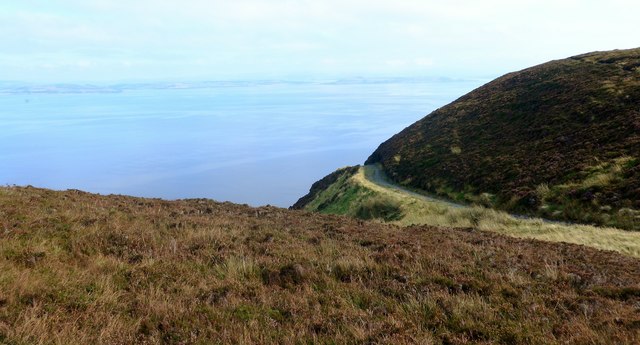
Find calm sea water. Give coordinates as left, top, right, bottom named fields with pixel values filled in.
left=0, top=79, right=483, bottom=207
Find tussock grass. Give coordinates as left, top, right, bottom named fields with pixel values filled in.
left=531, top=156, right=640, bottom=230
left=354, top=196, right=403, bottom=221
left=1, top=186, right=640, bottom=344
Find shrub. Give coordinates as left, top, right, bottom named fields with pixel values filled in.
left=355, top=196, right=403, bottom=221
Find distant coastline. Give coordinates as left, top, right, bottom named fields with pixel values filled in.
left=0, top=76, right=488, bottom=95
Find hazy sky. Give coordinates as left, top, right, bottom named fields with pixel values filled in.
left=1, top=0, right=639, bottom=82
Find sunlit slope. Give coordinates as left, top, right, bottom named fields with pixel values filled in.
left=295, top=165, right=640, bottom=258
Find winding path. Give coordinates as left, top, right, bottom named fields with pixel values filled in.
left=362, top=164, right=464, bottom=208
left=356, top=164, right=640, bottom=258
left=361, top=164, right=572, bottom=224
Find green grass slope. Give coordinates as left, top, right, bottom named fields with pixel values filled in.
left=291, top=165, right=404, bottom=222
left=295, top=165, right=640, bottom=258
left=2, top=186, right=640, bottom=344
left=366, top=48, right=640, bottom=230
left=290, top=166, right=360, bottom=211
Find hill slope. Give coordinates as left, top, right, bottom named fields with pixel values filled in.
left=293, top=165, right=640, bottom=258
left=366, top=48, right=640, bottom=229
left=2, top=186, right=640, bottom=344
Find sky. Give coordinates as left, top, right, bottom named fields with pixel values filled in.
left=1, top=0, right=639, bottom=83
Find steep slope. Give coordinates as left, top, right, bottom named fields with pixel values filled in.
left=366, top=48, right=640, bottom=229
left=2, top=186, right=640, bottom=344
left=290, top=166, right=360, bottom=210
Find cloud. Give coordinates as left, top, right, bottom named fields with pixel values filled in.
left=1, top=0, right=639, bottom=81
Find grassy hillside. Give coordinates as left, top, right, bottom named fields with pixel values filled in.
left=290, top=166, right=360, bottom=211
left=297, top=165, right=640, bottom=258
left=366, top=48, right=640, bottom=230
left=2, top=186, right=640, bottom=344
left=291, top=165, right=404, bottom=222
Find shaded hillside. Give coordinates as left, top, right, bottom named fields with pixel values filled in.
left=2, top=186, right=640, bottom=344
left=366, top=48, right=640, bottom=229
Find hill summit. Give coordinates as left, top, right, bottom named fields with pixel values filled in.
left=366, top=48, right=640, bottom=229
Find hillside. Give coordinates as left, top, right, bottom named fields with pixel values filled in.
left=293, top=165, right=640, bottom=258
left=2, top=186, right=640, bottom=344
left=366, top=48, right=640, bottom=230
left=291, top=166, right=360, bottom=210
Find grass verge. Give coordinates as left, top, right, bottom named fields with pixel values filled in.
left=342, top=166, right=640, bottom=258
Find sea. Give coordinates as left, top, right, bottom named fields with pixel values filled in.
left=0, top=78, right=485, bottom=207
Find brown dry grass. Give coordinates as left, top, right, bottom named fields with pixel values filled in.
left=1, top=186, right=640, bottom=344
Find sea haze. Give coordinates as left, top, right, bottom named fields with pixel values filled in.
left=0, top=78, right=484, bottom=207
